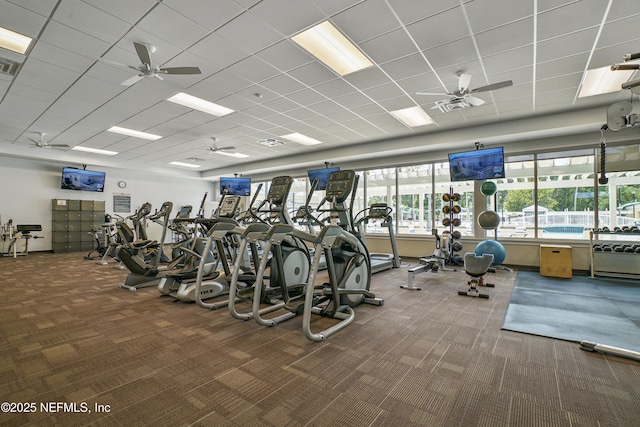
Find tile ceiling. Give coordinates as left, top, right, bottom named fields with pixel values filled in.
left=1, top=0, right=639, bottom=180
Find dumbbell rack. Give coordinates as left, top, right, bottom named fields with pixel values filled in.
left=589, top=229, right=640, bottom=279
left=442, top=187, right=463, bottom=264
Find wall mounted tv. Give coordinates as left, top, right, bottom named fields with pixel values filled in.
left=220, top=177, right=251, bottom=196
left=307, top=167, right=340, bottom=190
left=61, top=167, right=106, bottom=192
left=448, top=147, right=505, bottom=181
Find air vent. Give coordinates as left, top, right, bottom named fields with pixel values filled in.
left=0, top=57, right=22, bottom=76
left=257, top=138, right=284, bottom=147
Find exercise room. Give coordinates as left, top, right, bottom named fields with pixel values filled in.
left=1, top=1, right=639, bottom=426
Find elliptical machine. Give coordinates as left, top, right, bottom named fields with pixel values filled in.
left=224, top=176, right=311, bottom=320
left=161, top=194, right=243, bottom=301
left=292, top=170, right=384, bottom=341
left=117, top=202, right=174, bottom=291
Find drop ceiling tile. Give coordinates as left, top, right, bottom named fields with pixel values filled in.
left=39, top=20, right=111, bottom=59
left=482, top=46, right=533, bottom=76
left=406, top=7, right=469, bottom=51
left=312, top=78, right=357, bottom=99
left=260, top=73, right=307, bottom=96
left=537, top=0, right=608, bottom=41
left=465, top=0, right=533, bottom=33
left=256, top=40, right=314, bottom=72
left=53, top=1, right=131, bottom=45
left=251, top=0, right=324, bottom=36
left=189, top=33, right=250, bottom=68
left=359, top=28, right=417, bottom=64
left=343, top=66, right=392, bottom=90
left=474, top=18, right=534, bottom=57
left=0, top=0, right=49, bottom=39
left=286, top=88, right=328, bottom=106
left=136, top=4, right=210, bottom=49
left=288, top=61, right=337, bottom=86
left=385, top=0, right=460, bottom=25
left=338, top=0, right=406, bottom=44
left=536, top=28, right=600, bottom=63
left=426, top=40, right=480, bottom=74
left=225, top=56, right=281, bottom=84
left=162, top=0, right=244, bottom=30
left=215, top=11, right=283, bottom=53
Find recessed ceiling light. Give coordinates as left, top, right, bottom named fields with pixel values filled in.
left=167, top=92, right=234, bottom=117
left=578, top=62, right=639, bottom=98
left=107, top=126, right=161, bottom=141
left=0, top=26, right=32, bottom=54
left=281, top=132, right=323, bottom=146
left=390, top=106, right=434, bottom=127
left=169, top=161, right=201, bottom=168
left=71, top=146, right=118, bottom=156
left=214, top=151, right=250, bottom=158
left=292, top=21, right=373, bottom=76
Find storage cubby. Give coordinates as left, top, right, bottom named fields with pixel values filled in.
left=51, top=199, right=106, bottom=253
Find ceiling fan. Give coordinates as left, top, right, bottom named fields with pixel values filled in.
left=417, top=73, right=512, bottom=113
left=205, top=137, right=236, bottom=154
left=28, top=132, right=69, bottom=149
left=121, top=41, right=202, bottom=86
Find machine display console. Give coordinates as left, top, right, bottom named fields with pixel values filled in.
left=266, top=176, right=293, bottom=205
left=325, top=170, right=355, bottom=203
left=218, top=196, right=241, bottom=218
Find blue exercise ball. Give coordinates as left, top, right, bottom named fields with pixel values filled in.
left=477, top=210, right=501, bottom=230
left=475, top=240, right=506, bottom=266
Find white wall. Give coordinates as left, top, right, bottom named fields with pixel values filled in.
left=0, top=156, right=215, bottom=252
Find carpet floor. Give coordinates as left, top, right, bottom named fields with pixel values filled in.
left=1, top=253, right=639, bottom=426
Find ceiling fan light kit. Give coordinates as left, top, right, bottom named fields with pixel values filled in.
left=417, top=73, right=512, bottom=113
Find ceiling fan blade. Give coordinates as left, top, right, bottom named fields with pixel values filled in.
left=159, top=66, right=202, bottom=75
left=458, top=73, right=472, bottom=94
left=133, top=41, right=152, bottom=66
left=49, top=144, right=70, bottom=148
left=219, top=146, right=236, bottom=151
left=470, top=80, right=513, bottom=93
left=416, top=91, right=449, bottom=96
left=121, top=75, right=145, bottom=86
left=465, top=95, right=485, bottom=106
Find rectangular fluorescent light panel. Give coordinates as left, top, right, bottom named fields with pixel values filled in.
left=167, top=92, right=234, bottom=117
left=107, top=126, right=161, bottom=141
left=214, top=151, right=250, bottom=159
left=292, top=21, right=373, bottom=76
left=71, top=146, right=118, bottom=156
left=390, top=106, right=434, bottom=127
left=169, top=161, right=201, bottom=168
left=0, top=26, right=32, bottom=54
left=281, top=132, right=323, bottom=146
left=579, top=62, right=639, bottom=97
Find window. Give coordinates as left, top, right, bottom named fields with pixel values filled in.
left=363, top=168, right=396, bottom=233
left=493, top=157, right=535, bottom=239
left=536, top=151, right=595, bottom=240
left=397, top=165, right=432, bottom=234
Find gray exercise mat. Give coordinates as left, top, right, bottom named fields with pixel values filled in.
left=502, top=271, right=640, bottom=353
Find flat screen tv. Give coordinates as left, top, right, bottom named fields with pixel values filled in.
left=61, top=167, right=106, bottom=192
left=220, top=177, right=251, bottom=196
left=307, top=167, right=340, bottom=190
left=448, top=147, right=505, bottom=181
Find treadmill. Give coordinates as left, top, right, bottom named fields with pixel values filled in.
left=354, top=203, right=401, bottom=274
